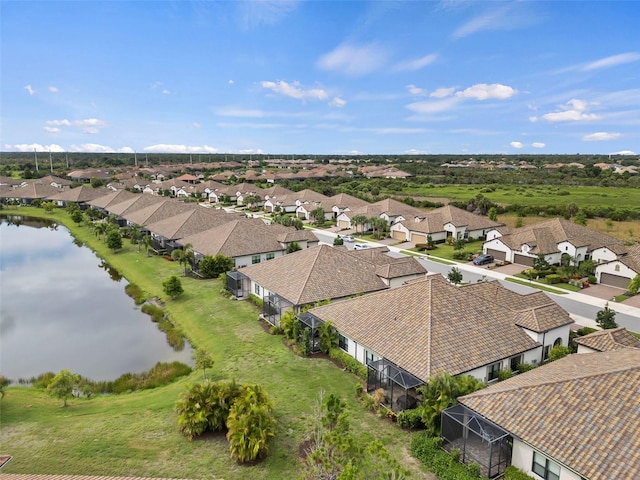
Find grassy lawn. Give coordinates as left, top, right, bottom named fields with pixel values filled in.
left=512, top=274, right=582, bottom=293
left=0, top=207, right=429, bottom=479
left=407, top=240, right=484, bottom=262
left=400, top=184, right=640, bottom=211
left=505, top=277, right=568, bottom=294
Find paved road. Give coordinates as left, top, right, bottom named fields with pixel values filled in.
left=311, top=229, right=640, bottom=331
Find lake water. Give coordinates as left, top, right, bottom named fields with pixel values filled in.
left=0, top=216, right=192, bottom=381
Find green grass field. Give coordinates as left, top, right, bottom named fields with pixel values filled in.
left=400, top=183, right=640, bottom=210
left=0, top=207, right=428, bottom=479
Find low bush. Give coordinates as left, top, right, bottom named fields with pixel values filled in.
left=396, top=408, right=425, bottom=430
left=545, top=274, right=561, bottom=284
left=410, top=432, right=482, bottom=479
left=497, top=368, right=514, bottom=381
left=329, top=348, right=368, bottom=380
left=452, top=250, right=472, bottom=261
left=95, top=361, right=192, bottom=394
left=124, top=283, right=146, bottom=305
left=141, top=303, right=165, bottom=322
left=249, top=293, right=263, bottom=309
left=588, top=275, right=597, bottom=284
left=504, top=465, right=534, bottom=480
left=516, top=363, right=535, bottom=373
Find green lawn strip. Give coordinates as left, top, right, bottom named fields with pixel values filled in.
left=0, top=206, right=427, bottom=479
left=504, top=277, right=568, bottom=294
left=511, top=273, right=581, bottom=292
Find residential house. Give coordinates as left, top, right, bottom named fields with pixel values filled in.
left=482, top=217, right=625, bottom=267
left=33, top=175, right=73, bottom=189
left=86, top=189, right=139, bottom=214
left=48, top=185, right=110, bottom=208
left=100, top=192, right=167, bottom=226
left=574, top=327, right=640, bottom=353
left=0, top=183, right=62, bottom=204
left=390, top=205, right=504, bottom=243
left=593, top=244, right=640, bottom=288
left=304, top=275, right=573, bottom=412
left=445, top=349, right=640, bottom=479
left=336, top=198, right=424, bottom=231
left=328, top=192, right=370, bottom=219
left=344, top=246, right=427, bottom=287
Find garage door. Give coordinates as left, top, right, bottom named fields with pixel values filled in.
left=392, top=229, right=407, bottom=241
left=411, top=233, right=427, bottom=244
left=486, top=248, right=506, bottom=261
left=513, top=253, right=535, bottom=266
left=600, top=272, right=631, bottom=289
left=337, top=219, right=351, bottom=229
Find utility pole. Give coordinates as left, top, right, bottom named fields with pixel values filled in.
left=134, top=151, right=138, bottom=167
left=34, top=149, right=39, bottom=172
left=49, top=150, right=53, bottom=173
left=65, top=152, right=69, bottom=169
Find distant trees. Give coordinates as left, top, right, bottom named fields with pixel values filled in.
left=0, top=375, right=9, bottom=399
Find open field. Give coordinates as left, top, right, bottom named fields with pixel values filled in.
left=400, top=184, right=640, bottom=211
left=0, top=207, right=429, bottom=479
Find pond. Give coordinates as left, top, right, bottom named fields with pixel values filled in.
left=0, top=215, right=192, bottom=381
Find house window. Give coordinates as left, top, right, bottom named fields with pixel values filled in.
left=338, top=334, right=348, bottom=352
left=252, top=255, right=261, bottom=264
left=366, top=350, right=376, bottom=365
left=615, top=264, right=620, bottom=272
left=266, top=253, right=275, bottom=261
left=553, top=338, right=562, bottom=347
left=487, top=362, right=501, bottom=382
left=532, top=451, right=560, bottom=480
left=510, top=355, right=523, bottom=372
left=543, top=345, right=551, bottom=361
left=254, top=284, right=260, bottom=296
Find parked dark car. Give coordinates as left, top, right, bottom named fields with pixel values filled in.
left=473, top=254, right=494, bottom=265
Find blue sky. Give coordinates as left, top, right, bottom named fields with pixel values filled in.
left=2, top=1, right=639, bottom=156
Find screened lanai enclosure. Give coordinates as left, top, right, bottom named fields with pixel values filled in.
left=298, top=312, right=323, bottom=353
left=226, top=271, right=249, bottom=299
left=441, top=404, right=512, bottom=478
left=367, top=358, right=424, bottom=412
left=262, top=293, right=293, bottom=326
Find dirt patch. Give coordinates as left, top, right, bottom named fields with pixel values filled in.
left=0, top=455, right=12, bottom=468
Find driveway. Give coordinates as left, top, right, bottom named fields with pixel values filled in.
left=580, top=284, right=625, bottom=301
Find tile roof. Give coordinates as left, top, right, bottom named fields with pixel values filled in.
left=105, top=193, right=167, bottom=217
left=458, top=349, right=640, bottom=480
left=144, top=207, right=238, bottom=240
left=239, top=244, right=389, bottom=305
left=618, top=243, right=640, bottom=273
left=86, top=189, right=139, bottom=209
left=122, top=200, right=195, bottom=226
left=1, top=183, right=62, bottom=199
left=402, top=205, right=503, bottom=233
left=574, top=327, right=640, bottom=352
left=46, top=186, right=110, bottom=203
left=328, top=192, right=370, bottom=209
left=308, top=276, right=543, bottom=380
left=497, top=217, right=623, bottom=254
left=178, top=218, right=284, bottom=259
left=344, top=248, right=427, bottom=278
left=461, top=282, right=573, bottom=332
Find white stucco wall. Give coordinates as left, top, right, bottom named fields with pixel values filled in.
left=591, top=246, right=620, bottom=264
left=511, top=439, right=582, bottom=480
left=483, top=238, right=511, bottom=259
left=234, top=250, right=285, bottom=269
left=486, top=229, right=502, bottom=241
left=595, top=260, right=637, bottom=283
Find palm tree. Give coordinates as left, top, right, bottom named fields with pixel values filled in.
left=226, top=386, right=275, bottom=463
left=172, top=243, right=195, bottom=276
left=141, top=234, right=153, bottom=257
left=351, top=214, right=367, bottom=233
left=93, top=222, right=107, bottom=240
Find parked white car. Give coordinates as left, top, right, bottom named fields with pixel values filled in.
left=353, top=243, right=370, bottom=250
left=342, top=235, right=355, bottom=242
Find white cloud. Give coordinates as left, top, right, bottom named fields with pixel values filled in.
left=43, top=126, right=60, bottom=133
left=330, top=97, right=346, bottom=108
left=239, top=149, right=264, bottom=154
left=70, top=143, right=116, bottom=153
left=317, top=42, right=390, bottom=76
left=162, top=89, right=171, bottom=95
left=452, top=3, right=536, bottom=38
left=538, top=99, right=600, bottom=123
left=407, top=84, right=427, bottom=96
left=532, top=142, right=546, bottom=148
left=143, top=144, right=219, bottom=154
left=261, top=80, right=328, bottom=101
left=394, top=53, right=437, bottom=72
left=45, top=118, right=107, bottom=134
left=403, top=148, right=429, bottom=155
left=117, top=147, right=135, bottom=154
left=228, top=79, right=234, bottom=84
left=430, top=87, right=456, bottom=98
left=455, top=83, right=517, bottom=100
left=216, top=107, right=266, bottom=117
left=583, top=52, right=640, bottom=71
left=46, top=119, right=72, bottom=126
left=510, top=141, right=523, bottom=149
left=583, top=132, right=621, bottom=141
left=612, top=150, right=636, bottom=155
left=6, top=143, right=65, bottom=152
left=48, top=86, right=58, bottom=93
left=24, top=85, right=35, bottom=95
left=192, top=122, right=201, bottom=128
left=406, top=97, right=460, bottom=114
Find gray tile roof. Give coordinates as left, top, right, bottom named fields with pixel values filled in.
left=122, top=200, right=195, bottom=226
left=47, top=186, right=110, bottom=203
left=105, top=193, right=167, bottom=216
left=86, top=189, right=138, bottom=209
left=328, top=192, right=370, bottom=210
left=574, top=327, right=640, bottom=351
left=239, top=244, right=389, bottom=305
left=459, top=349, right=640, bottom=480
left=145, top=208, right=238, bottom=240
left=400, top=205, right=503, bottom=233
left=1, top=183, right=62, bottom=199
left=308, top=276, right=543, bottom=380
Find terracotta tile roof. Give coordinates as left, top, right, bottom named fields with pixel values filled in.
left=574, top=327, right=640, bottom=352
left=308, top=276, right=541, bottom=380
left=86, top=190, right=139, bottom=209
left=47, top=186, right=110, bottom=203
left=178, top=218, right=285, bottom=259
left=239, top=244, right=389, bottom=305
left=462, top=282, right=573, bottom=332
left=458, top=349, right=640, bottom=480
left=145, top=208, right=238, bottom=240
left=497, top=217, right=623, bottom=254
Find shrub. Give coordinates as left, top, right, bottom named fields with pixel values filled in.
left=545, top=274, right=561, bottom=284
left=516, top=362, right=535, bottom=373
left=497, top=368, right=514, bottom=381
left=504, top=465, right=535, bottom=480
left=397, top=408, right=425, bottom=430
left=329, top=348, right=368, bottom=380
left=248, top=293, right=263, bottom=309
left=124, top=283, right=146, bottom=305
left=577, top=327, right=597, bottom=336
left=141, top=303, right=165, bottom=322
left=354, top=382, right=364, bottom=398
left=588, top=275, right=597, bottom=284
left=452, top=250, right=471, bottom=260
left=410, top=433, right=481, bottom=479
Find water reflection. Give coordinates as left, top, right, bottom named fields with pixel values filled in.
left=0, top=216, right=192, bottom=381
